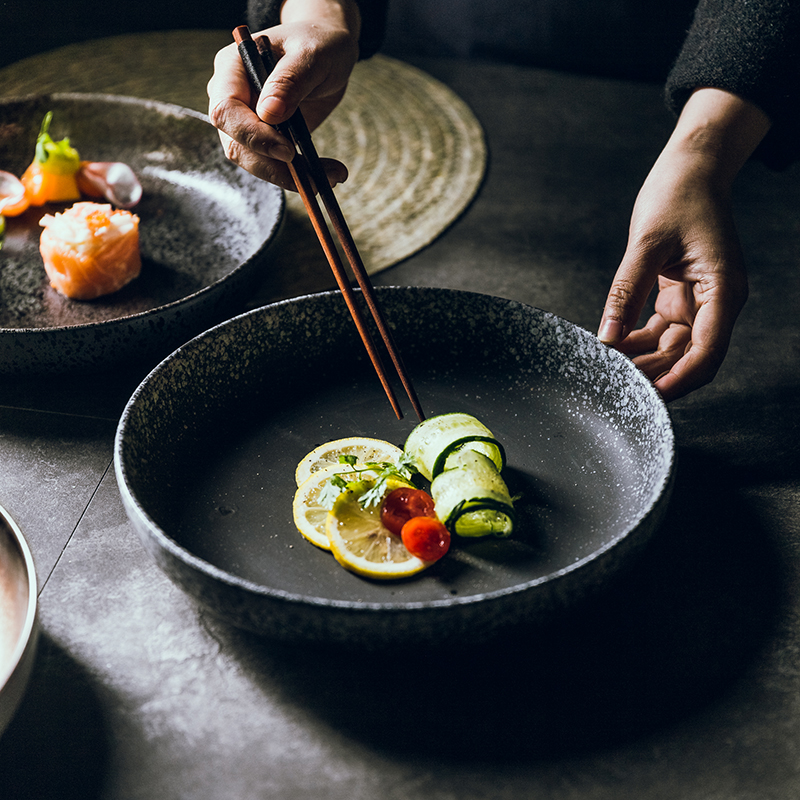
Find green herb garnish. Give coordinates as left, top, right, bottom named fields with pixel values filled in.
left=318, top=454, right=416, bottom=510
left=33, top=111, right=81, bottom=174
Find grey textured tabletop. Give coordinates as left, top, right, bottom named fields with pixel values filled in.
left=1, top=33, right=800, bottom=800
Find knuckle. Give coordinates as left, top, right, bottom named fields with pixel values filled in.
left=209, top=109, right=270, bottom=161
left=220, top=137, right=241, bottom=165
left=605, top=278, right=641, bottom=311
left=257, top=163, right=295, bottom=191
left=238, top=127, right=265, bottom=155
left=268, top=70, right=300, bottom=95
left=207, top=98, right=231, bottom=131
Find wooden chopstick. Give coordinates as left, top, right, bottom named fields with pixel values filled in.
left=232, top=25, right=425, bottom=422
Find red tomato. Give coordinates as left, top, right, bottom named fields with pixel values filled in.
left=380, top=487, right=436, bottom=535
left=401, top=517, right=451, bottom=562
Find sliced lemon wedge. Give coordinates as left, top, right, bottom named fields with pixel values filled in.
left=292, top=461, right=388, bottom=550
left=325, top=478, right=430, bottom=580
left=294, top=436, right=403, bottom=487
left=292, top=464, right=348, bottom=551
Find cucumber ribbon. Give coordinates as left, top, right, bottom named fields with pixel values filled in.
left=404, top=413, right=515, bottom=537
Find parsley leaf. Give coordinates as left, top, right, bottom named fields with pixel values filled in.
left=358, top=479, right=387, bottom=508
left=316, top=454, right=418, bottom=510
left=397, top=451, right=417, bottom=473
left=318, top=474, right=348, bottom=509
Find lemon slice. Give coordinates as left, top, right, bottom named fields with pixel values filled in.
left=295, top=436, right=403, bottom=487
left=325, top=479, right=430, bottom=580
left=292, top=461, right=388, bottom=550
left=292, top=464, right=349, bottom=551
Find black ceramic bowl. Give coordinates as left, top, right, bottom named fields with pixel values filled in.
left=0, top=93, right=283, bottom=374
left=0, top=504, right=38, bottom=737
left=114, top=287, right=675, bottom=648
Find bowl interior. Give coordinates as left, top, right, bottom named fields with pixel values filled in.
left=117, top=288, right=674, bottom=614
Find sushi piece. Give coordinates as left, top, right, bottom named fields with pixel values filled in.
left=39, top=202, right=141, bottom=300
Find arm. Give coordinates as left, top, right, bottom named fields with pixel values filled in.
left=665, top=0, right=799, bottom=170
left=598, top=87, right=771, bottom=401
left=207, top=0, right=364, bottom=190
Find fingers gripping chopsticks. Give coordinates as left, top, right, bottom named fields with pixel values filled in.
left=232, top=26, right=425, bottom=422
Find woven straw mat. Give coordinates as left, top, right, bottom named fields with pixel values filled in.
left=0, top=31, right=487, bottom=294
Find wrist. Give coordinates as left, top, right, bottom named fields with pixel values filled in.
left=279, top=0, right=361, bottom=40
left=664, top=88, right=771, bottom=189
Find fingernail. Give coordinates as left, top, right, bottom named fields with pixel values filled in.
left=598, top=318, right=624, bottom=344
left=269, top=144, right=295, bottom=162
left=258, top=95, right=288, bottom=120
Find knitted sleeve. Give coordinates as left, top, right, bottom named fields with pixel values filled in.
left=665, top=0, right=800, bottom=169
left=246, top=0, right=388, bottom=59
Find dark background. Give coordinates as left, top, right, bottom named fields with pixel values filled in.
left=1, top=0, right=699, bottom=82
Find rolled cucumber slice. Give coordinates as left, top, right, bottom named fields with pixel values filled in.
left=404, top=412, right=505, bottom=480
left=431, top=449, right=515, bottom=538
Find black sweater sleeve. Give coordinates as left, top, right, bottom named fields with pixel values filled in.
left=665, top=0, right=800, bottom=169
left=246, top=0, right=388, bottom=59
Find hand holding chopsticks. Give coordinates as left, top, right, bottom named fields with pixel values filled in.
left=232, top=26, right=424, bottom=422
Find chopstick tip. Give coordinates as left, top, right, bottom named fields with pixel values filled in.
left=232, top=25, right=251, bottom=45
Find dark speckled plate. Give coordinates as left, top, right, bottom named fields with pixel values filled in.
left=114, top=287, right=675, bottom=648
left=0, top=93, right=283, bottom=374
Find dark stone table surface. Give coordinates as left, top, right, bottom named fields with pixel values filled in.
left=1, top=33, right=799, bottom=800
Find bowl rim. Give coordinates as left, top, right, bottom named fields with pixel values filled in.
left=0, top=503, right=38, bottom=690
left=114, top=287, right=677, bottom=613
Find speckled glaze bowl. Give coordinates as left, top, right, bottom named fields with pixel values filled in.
left=0, top=93, right=283, bottom=374
left=115, top=287, right=675, bottom=648
left=0, top=505, right=38, bottom=737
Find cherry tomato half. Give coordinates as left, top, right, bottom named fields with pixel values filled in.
left=380, top=487, right=436, bottom=535
left=401, top=517, right=451, bottom=562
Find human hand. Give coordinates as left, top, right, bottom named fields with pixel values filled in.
left=598, top=157, right=748, bottom=401
left=598, top=88, right=771, bottom=402
left=207, top=1, right=361, bottom=190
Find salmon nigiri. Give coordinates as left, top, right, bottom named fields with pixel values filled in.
left=39, top=202, right=141, bottom=300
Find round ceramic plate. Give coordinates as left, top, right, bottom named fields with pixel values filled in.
left=0, top=93, right=283, bottom=374
left=0, top=504, right=38, bottom=737
left=115, top=287, right=675, bottom=648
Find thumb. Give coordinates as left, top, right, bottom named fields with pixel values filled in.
left=253, top=35, right=319, bottom=126
left=598, top=252, right=658, bottom=345
left=255, top=70, right=299, bottom=125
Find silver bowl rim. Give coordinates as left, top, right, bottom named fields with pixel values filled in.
left=0, top=503, right=38, bottom=690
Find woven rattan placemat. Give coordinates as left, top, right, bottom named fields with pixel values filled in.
left=0, top=30, right=486, bottom=299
